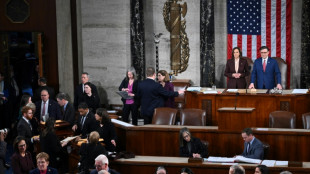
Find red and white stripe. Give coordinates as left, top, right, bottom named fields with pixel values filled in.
left=227, top=0, right=292, bottom=87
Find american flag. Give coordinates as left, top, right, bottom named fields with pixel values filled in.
left=227, top=0, right=292, bottom=87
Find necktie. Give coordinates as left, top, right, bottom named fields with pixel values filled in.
left=263, top=59, right=266, bottom=72
left=28, top=121, right=32, bottom=130
left=81, top=116, right=86, bottom=128
left=41, top=102, right=46, bottom=116
left=247, top=143, right=250, bottom=154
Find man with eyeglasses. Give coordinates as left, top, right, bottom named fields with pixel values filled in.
left=35, top=89, right=62, bottom=121
left=249, top=46, right=282, bottom=90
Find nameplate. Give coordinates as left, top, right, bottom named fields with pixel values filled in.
left=188, top=158, right=203, bottom=163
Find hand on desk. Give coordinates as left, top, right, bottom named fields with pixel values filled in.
left=192, top=153, right=201, bottom=158
left=248, top=83, right=255, bottom=89
left=276, top=84, right=282, bottom=90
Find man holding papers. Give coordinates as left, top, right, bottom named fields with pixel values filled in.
left=241, top=128, right=264, bottom=160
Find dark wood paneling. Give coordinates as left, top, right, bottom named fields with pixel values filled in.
left=185, top=91, right=310, bottom=128
left=0, top=0, right=59, bottom=91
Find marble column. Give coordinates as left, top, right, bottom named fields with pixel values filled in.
left=200, top=0, right=215, bottom=87
left=301, top=0, right=310, bottom=88
left=130, top=0, right=145, bottom=80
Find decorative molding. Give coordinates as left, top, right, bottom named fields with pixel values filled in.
left=5, top=0, right=30, bottom=23
left=130, top=0, right=145, bottom=80
left=200, top=0, right=215, bottom=87
left=280, top=101, right=290, bottom=111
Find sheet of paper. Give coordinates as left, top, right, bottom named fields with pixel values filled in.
left=203, top=91, right=218, bottom=94
left=112, top=119, right=134, bottom=127
left=61, top=136, right=78, bottom=143
left=107, top=110, right=117, bottom=114
left=206, top=156, right=235, bottom=163
left=261, top=160, right=276, bottom=167
left=187, top=87, right=201, bottom=92
left=275, top=161, right=288, bottom=166
left=292, top=89, right=308, bottom=94
left=227, top=89, right=238, bottom=92
left=235, top=156, right=262, bottom=164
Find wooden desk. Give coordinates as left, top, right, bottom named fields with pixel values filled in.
left=113, top=121, right=310, bottom=161
left=217, top=107, right=255, bottom=130
left=185, top=91, right=310, bottom=128
left=110, top=156, right=310, bottom=174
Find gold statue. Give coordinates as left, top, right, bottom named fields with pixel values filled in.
left=163, top=0, right=190, bottom=75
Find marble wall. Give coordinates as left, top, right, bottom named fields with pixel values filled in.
left=79, top=0, right=131, bottom=106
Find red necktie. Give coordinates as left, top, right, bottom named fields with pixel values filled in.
left=263, top=59, right=266, bottom=72
left=41, top=102, right=46, bottom=116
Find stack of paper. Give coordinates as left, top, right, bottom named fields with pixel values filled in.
left=186, top=87, right=202, bottom=92
left=206, top=156, right=262, bottom=164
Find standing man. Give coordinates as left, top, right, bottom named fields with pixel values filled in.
left=249, top=46, right=282, bottom=89
left=35, top=90, right=62, bottom=121
left=33, top=77, right=56, bottom=102
left=90, top=154, right=120, bottom=174
left=56, top=92, right=75, bottom=125
left=241, top=128, right=264, bottom=160
left=137, top=67, right=184, bottom=124
left=74, top=72, right=98, bottom=110
left=72, top=102, right=99, bottom=138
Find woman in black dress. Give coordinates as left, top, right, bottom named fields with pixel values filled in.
left=95, top=108, right=117, bottom=152
left=79, top=82, right=100, bottom=113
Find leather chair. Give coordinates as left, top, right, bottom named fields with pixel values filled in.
left=171, top=80, right=191, bottom=110
left=272, top=57, right=287, bottom=89
left=152, top=107, right=178, bottom=125
left=302, top=112, right=310, bottom=129
left=180, top=108, right=206, bottom=126
left=269, top=111, right=296, bottom=128
left=242, top=57, right=254, bottom=88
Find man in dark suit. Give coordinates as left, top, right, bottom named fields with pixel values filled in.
left=35, top=89, right=62, bottom=121
left=137, top=67, right=184, bottom=124
left=74, top=72, right=98, bottom=110
left=90, top=154, right=120, bottom=174
left=249, top=46, right=282, bottom=89
left=56, top=92, right=75, bottom=125
left=72, top=102, right=99, bottom=138
left=33, top=77, right=55, bottom=102
left=17, top=106, right=40, bottom=154
left=241, top=128, right=264, bottom=160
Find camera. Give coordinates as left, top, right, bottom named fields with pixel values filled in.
left=0, top=128, right=9, bottom=133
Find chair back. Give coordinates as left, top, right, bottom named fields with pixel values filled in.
left=302, top=112, right=310, bottom=129
left=269, top=111, right=296, bottom=128
left=152, top=107, right=178, bottom=125
left=242, top=57, right=254, bottom=88
left=180, top=108, right=206, bottom=126
left=272, top=57, right=287, bottom=89
left=171, top=80, right=191, bottom=109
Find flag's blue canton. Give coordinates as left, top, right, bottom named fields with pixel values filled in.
left=227, top=0, right=261, bottom=35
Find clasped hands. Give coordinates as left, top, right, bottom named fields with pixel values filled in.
left=232, top=73, right=241, bottom=79
left=192, top=153, right=201, bottom=158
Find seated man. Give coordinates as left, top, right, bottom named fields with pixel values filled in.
left=72, top=102, right=99, bottom=138
left=241, top=128, right=264, bottom=160
left=90, top=154, right=119, bottom=174
left=229, top=165, right=245, bottom=174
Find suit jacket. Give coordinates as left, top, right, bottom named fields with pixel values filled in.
left=17, top=118, right=34, bottom=152
left=35, top=99, right=62, bottom=120
left=40, top=131, right=63, bottom=168
left=224, top=57, right=250, bottom=89
left=118, top=78, right=139, bottom=105
left=33, top=86, right=56, bottom=103
left=180, top=137, right=208, bottom=158
left=74, top=83, right=98, bottom=110
left=0, top=140, right=7, bottom=174
left=241, top=137, right=264, bottom=160
left=97, top=121, right=117, bottom=152
left=90, top=168, right=120, bottom=174
left=75, top=111, right=99, bottom=138
left=62, top=102, right=75, bottom=125
left=11, top=151, right=35, bottom=174
left=30, top=167, right=58, bottom=174
left=137, top=78, right=178, bottom=118
left=79, top=143, right=107, bottom=172
left=250, top=57, right=281, bottom=89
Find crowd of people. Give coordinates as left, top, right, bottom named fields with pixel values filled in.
left=0, top=45, right=290, bottom=174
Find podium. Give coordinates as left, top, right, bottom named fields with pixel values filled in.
left=217, top=107, right=256, bottom=130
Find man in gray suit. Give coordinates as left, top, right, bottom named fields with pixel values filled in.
left=241, top=128, right=264, bottom=160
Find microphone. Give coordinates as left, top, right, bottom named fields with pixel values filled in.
left=234, top=92, right=239, bottom=110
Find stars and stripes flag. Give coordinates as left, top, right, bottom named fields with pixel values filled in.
left=227, top=0, right=292, bottom=87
